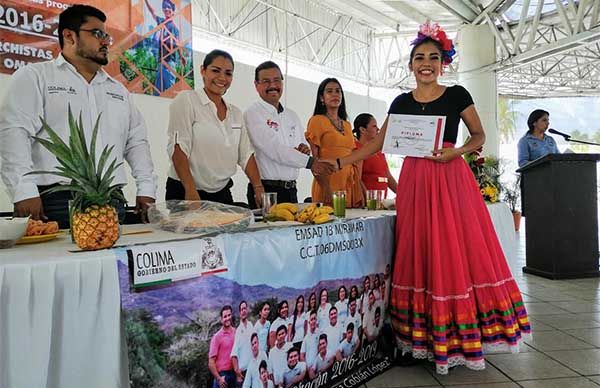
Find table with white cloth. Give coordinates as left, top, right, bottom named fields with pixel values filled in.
left=0, top=209, right=396, bottom=388
left=0, top=206, right=514, bottom=388
left=486, top=202, right=517, bottom=263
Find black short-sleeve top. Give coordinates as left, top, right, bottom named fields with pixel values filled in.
left=387, top=85, right=474, bottom=144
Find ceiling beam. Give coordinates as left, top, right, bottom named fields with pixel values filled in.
left=473, top=0, right=506, bottom=25
left=381, top=1, right=431, bottom=24
left=321, top=0, right=404, bottom=29
left=471, top=25, right=600, bottom=73
left=432, top=0, right=478, bottom=22
left=512, top=0, right=531, bottom=54
left=496, top=0, right=519, bottom=18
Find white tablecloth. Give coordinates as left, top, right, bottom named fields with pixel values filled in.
left=486, top=202, right=517, bottom=262
left=0, top=247, right=127, bottom=388
left=0, top=210, right=394, bottom=388
left=0, top=207, right=514, bottom=388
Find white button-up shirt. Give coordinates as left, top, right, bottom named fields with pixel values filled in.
left=242, top=350, right=270, bottom=388
left=167, top=88, right=254, bottom=193
left=343, top=312, right=362, bottom=340
left=230, top=319, right=255, bottom=371
left=300, top=329, right=319, bottom=369
left=269, top=342, right=292, bottom=386
left=0, top=54, right=157, bottom=203
left=243, top=100, right=309, bottom=181
left=320, top=322, right=343, bottom=355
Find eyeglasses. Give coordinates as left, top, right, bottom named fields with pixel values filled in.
left=79, top=28, right=113, bottom=45
left=257, top=78, right=283, bottom=85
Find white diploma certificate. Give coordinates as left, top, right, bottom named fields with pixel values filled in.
left=383, top=114, right=447, bottom=158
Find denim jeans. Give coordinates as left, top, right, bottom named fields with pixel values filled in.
left=212, top=370, right=237, bottom=388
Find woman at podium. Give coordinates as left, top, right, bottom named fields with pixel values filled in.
left=517, top=109, right=559, bottom=167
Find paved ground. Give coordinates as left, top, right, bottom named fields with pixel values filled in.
left=367, top=223, right=600, bottom=388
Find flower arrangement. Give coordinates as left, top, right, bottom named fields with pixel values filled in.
left=411, top=22, right=456, bottom=66
left=464, top=147, right=502, bottom=203
left=480, top=184, right=499, bottom=203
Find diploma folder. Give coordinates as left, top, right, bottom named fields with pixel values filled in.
left=383, top=114, right=446, bottom=158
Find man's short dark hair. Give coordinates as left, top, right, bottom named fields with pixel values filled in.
left=239, top=300, right=247, bottom=311
left=346, top=322, right=355, bottom=332
left=220, top=305, right=233, bottom=318
left=58, top=5, right=107, bottom=49
left=259, top=360, right=268, bottom=371
left=254, top=61, right=283, bottom=82
left=318, top=333, right=328, bottom=343
left=287, top=347, right=299, bottom=358
left=277, top=324, right=288, bottom=335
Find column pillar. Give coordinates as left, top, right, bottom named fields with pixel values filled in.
left=457, top=25, right=498, bottom=156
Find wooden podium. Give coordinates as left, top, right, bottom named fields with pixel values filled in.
left=517, top=153, right=600, bottom=279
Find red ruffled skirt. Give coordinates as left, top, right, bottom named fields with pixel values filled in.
left=390, top=144, right=531, bottom=374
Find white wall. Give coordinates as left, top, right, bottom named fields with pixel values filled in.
left=0, top=52, right=387, bottom=212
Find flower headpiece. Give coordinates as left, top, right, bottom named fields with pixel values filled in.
left=411, top=22, right=456, bottom=66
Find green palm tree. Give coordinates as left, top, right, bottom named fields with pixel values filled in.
left=570, top=130, right=591, bottom=152
left=498, top=97, right=519, bottom=143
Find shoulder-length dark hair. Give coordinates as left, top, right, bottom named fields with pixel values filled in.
left=337, top=285, right=348, bottom=301
left=277, top=300, right=288, bottom=318
left=290, top=294, right=305, bottom=340
left=313, top=78, right=348, bottom=121
left=526, top=109, right=549, bottom=134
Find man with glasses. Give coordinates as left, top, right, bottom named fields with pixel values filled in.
left=0, top=5, right=157, bottom=227
left=243, top=61, right=335, bottom=207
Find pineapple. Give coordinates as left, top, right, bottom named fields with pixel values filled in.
left=30, top=106, right=125, bottom=250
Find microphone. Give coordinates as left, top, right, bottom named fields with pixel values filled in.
left=548, top=128, right=571, bottom=140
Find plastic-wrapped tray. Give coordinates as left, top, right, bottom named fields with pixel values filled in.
left=148, top=200, right=253, bottom=234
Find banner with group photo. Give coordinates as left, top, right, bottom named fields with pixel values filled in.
left=116, top=215, right=396, bottom=388
left=0, top=0, right=193, bottom=97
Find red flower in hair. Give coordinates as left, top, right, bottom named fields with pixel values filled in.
left=411, top=22, right=456, bottom=66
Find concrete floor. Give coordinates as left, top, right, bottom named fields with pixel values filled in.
left=368, top=224, right=600, bottom=388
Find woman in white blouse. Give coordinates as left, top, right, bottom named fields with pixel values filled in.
left=334, top=286, right=349, bottom=321
left=316, top=288, right=332, bottom=329
left=166, top=49, right=264, bottom=206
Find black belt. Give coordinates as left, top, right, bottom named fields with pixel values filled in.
left=262, top=179, right=297, bottom=189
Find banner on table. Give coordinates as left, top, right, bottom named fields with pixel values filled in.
left=117, top=215, right=395, bottom=388
left=126, top=236, right=227, bottom=288
left=0, top=0, right=193, bottom=97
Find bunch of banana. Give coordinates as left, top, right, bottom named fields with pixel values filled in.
left=296, top=204, right=334, bottom=224
left=265, top=203, right=298, bottom=221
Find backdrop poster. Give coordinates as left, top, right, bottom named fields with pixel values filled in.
left=0, top=0, right=193, bottom=97
left=117, top=215, right=395, bottom=388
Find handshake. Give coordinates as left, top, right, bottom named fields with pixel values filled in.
left=295, top=143, right=339, bottom=177
left=310, top=158, right=338, bottom=176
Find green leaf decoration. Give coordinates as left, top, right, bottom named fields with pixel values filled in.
left=29, top=104, right=126, bottom=211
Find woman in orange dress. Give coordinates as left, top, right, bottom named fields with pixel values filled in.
left=305, top=78, right=364, bottom=207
